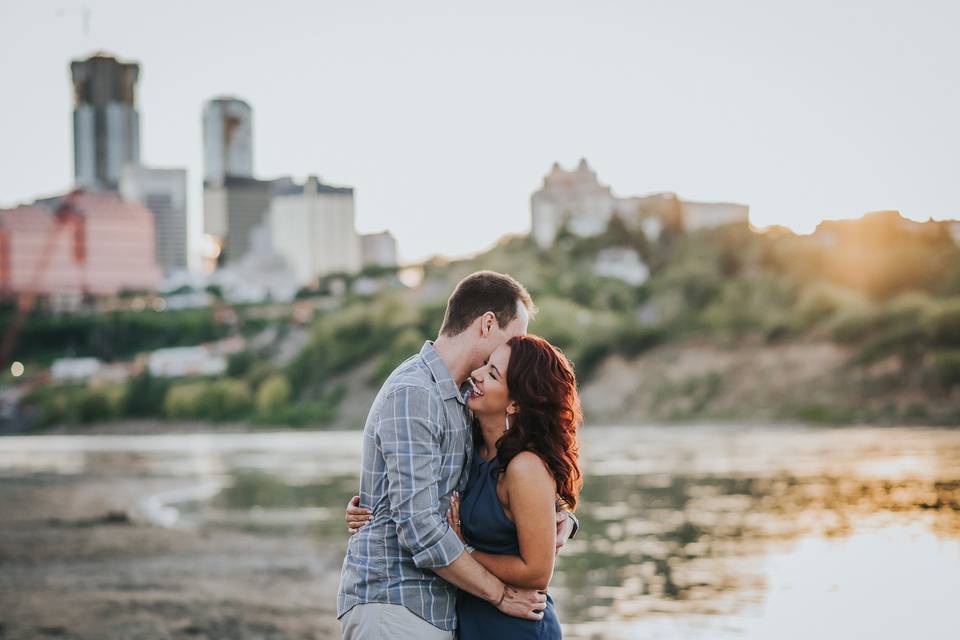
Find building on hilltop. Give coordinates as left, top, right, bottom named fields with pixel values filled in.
left=681, top=201, right=750, bottom=231
left=71, top=52, right=141, bottom=191
left=360, top=231, right=399, bottom=269
left=530, top=159, right=749, bottom=248
left=531, top=159, right=618, bottom=248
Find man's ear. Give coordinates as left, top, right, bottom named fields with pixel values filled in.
left=480, top=311, right=497, bottom=337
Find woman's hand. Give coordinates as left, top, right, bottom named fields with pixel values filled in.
left=446, top=491, right=465, bottom=542
left=345, top=495, right=372, bottom=534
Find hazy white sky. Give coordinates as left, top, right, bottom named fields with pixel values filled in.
left=1, top=0, right=958, bottom=263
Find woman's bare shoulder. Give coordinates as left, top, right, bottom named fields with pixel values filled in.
left=505, top=451, right=554, bottom=486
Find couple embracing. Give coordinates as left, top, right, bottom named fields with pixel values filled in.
left=337, top=271, right=583, bottom=639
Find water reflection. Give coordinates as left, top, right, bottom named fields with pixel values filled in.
left=0, top=425, right=958, bottom=639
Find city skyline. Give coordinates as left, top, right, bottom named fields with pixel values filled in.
left=1, top=0, right=957, bottom=265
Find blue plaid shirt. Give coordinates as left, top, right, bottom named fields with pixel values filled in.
left=337, top=341, right=473, bottom=631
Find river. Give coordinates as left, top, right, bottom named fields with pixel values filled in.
left=1, top=423, right=958, bottom=639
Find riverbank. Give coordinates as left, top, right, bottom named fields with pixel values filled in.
left=0, top=470, right=344, bottom=640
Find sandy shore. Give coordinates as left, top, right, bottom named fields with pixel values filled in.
left=0, top=470, right=345, bottom=640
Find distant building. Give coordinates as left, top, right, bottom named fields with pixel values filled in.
left=71, top=53, right=141, bottom=191
left=0, top=191, right=162, bottom=299
left=209, top=251, right=298, bottom=304
left=203, top=97, right=254, bottom=185
left=51, top=357, right=102, bottom=381
left=360, top=231, right=399, bottom=268
left=120, top=166, right=188, bottom=273
left=267, top=175, right=361, bottom=285
left=681, top=201, right=749, bottom=231
left=530, top=159, right=748, bottom=248
left=593, top=247, right=650, bottom=286
left=531, top=159, right=617, bottom=248
left=203, top=176, right=273, bottom=265
left=147, top=346, right=226, bottom=378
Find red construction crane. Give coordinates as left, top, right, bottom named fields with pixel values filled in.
left=0, top=190, right=87, bottom=369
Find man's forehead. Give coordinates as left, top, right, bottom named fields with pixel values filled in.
left=514, top=300, right=530, bottom=334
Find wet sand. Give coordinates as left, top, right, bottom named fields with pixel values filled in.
left=0, top=472, right=344, bottom=640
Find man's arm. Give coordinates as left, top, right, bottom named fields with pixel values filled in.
left=464, top=452, right=558, bottom=590
left=349, top=496, right=580, bottom=547
left=378, top=386, right=546, bottom=620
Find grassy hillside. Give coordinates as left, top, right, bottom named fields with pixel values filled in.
left=14, top=211, right=960, bottom=428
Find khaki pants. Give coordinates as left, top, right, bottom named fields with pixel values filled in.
left=340, top=603, right=454, bottom=640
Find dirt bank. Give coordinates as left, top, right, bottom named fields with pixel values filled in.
left=579, top=337, right=960, bottom=425
left=0, top=472, right=344, bottom=640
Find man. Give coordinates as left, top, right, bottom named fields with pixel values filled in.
left=337, top=271, right=578, bottom=639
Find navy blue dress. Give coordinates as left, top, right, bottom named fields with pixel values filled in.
left=456, top=453, right=562, bottom=639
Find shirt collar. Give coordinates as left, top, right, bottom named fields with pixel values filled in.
left=420, top=341, right=466, bottom=405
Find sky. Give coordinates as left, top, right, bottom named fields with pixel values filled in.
left=1, top=0, right=958, bottom=265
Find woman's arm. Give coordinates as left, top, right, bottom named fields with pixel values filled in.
left=449, top=452, right=558, bottom=590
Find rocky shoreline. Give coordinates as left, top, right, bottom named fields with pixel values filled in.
left=0, top=470, right=344, bottom=640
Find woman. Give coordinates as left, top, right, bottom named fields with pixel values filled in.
left=348, top=334, right=582, bottom=639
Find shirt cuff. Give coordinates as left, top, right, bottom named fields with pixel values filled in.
left=412, top=522, right=466, bottom=569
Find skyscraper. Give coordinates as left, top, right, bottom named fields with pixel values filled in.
left=203, top=176, right=273, bottom=265
left=120, top=166, right=188, bottom=274
left=202, top=97, right=253, bottom=185
left=267, top=176, right=361, bottom=284
left=71, top=53, right=141, bottom=191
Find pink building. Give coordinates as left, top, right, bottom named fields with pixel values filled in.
left=0, top=190, right=162, bottom=298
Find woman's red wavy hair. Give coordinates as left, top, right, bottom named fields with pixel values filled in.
left=494, top=334, right=583, bottom=510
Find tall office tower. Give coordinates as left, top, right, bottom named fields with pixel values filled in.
left=202, top=97, right=254, bottom=184
left=120, top=166, right=189, bottom=274
left=71, top=53, right=141, bottom=191
left=203, top=177, right=273, bottom=265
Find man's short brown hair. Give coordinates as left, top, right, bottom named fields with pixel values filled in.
left=439, top=271, right=536, bottom=337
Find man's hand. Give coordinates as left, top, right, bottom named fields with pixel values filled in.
left=555, top=510, right=574, bottom=554
left=345, top=495, right=372, bottom=534
left=493, top=584, right=548, bottom=621
left=446, top=491, right=465, bottom=542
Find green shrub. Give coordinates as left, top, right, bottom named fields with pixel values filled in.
left=203, top=378, right=253, bottom=421
left=831, top=294, right=934, bottom=344
left=794, top=283, right=866, bottom=327
left=272, top=399, right=338, bottom=427
left=370, top=328, right=427, bottom=386
left=123, top=371, right=170, bottom=417
left=13, top=308, right=229, bottom=363
left=163, top=381, right=208, bottom=419
left=77, top=389, right=114, bottom=423
left=933, top=351, right=960, bottom=388
left=926, top=299, right=960, bottom=347
left=256, top=374, right=293, bottom=421
left=163, top=378, right=252, bottom=421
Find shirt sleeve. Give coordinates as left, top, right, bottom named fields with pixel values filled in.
left=378, top=385, right=466, bottom=569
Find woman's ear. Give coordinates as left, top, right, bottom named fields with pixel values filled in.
left=506, top=401, right=519, bottom=416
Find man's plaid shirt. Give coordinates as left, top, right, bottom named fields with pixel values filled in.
left=337, top=341, right=473, bottom=631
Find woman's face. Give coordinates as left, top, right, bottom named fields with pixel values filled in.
left=466, top=343, right=513, bottom=417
